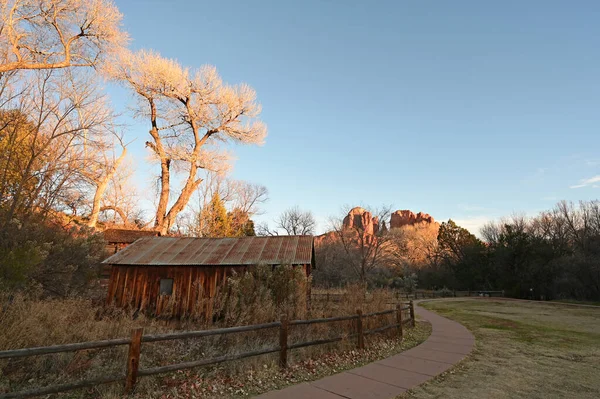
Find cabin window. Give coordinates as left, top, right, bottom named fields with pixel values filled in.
left=159, top=278, right=173, bottom=295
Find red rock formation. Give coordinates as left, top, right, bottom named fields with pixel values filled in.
left=390, top=210, right=435, bottom=229
left=342, top=207, right=377, bottom=235
left=315, top=207, right=438, bottom=248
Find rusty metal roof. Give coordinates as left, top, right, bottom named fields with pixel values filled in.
left=102, top=236, right=315, bottom=266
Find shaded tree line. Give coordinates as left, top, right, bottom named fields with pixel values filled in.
left=426, top=201, right=600, bottom=301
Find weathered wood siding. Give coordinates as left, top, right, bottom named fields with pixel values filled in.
left=106, top=265, right=247, bottom=318
left=106, top=264, right=312, bottom=318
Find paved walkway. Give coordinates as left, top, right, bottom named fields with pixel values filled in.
left=255, top=304, right=474, bottom=399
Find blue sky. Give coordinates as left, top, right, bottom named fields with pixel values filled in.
left=110, top=0, right=600, bottom=234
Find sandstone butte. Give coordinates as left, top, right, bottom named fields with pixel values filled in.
left=316, top=207, right=439, bottom=245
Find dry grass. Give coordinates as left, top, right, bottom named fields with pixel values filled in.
left=146, top=320, right=432, bottom=398
left=399, top=298, right=600, bottom=399
left=0, top=285, right=414, bottom=398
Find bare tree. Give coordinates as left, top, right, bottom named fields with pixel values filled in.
left=196, top=172, right=268, bottom=217
left=85, top=138, right=127, bottom=227
left=0, top=68, right=121, bottom=224
left=96, top=155, right=144, bottom=227
left=276, top=206, right=316, bottom=235
left=231, top=180, right=269, bottom=216
left=388, top=222, right=439, bottom=268
left=110, top=50, right=267, bottom=234
left=331, top=206, right=395, bottom=284
left=258, top=206, right=316, bottom=236
left=0, top=0, right=127, bottom=73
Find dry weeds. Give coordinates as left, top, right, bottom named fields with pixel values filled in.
left=0, top=285, right=417, bottom=398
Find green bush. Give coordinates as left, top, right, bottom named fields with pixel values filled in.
left=0, top=214, right=107, bottom=297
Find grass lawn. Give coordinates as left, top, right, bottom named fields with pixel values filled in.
left=401, top=299, right=600, bottom=399
left=551, top=299, right=600, bottom=307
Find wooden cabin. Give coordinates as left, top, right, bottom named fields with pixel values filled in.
left=103, top=228, right=159, bottom=255
left=103, top=235, right=315, bottom=318
left=100, top=229, right=159, bottom=283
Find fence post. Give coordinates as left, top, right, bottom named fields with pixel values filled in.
left=409, top=300, right=416, bottom=327
left=279, top=314, right=288, bottom=369
left=396, top=303, right=403, bottom=340
left=356, top=309, right=364, bottom=349
left=125, top=327, right=143, bottom=393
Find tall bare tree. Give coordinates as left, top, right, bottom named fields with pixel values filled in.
left=0, top=0, right=127, bottom=73
left=110, top=50, right=267, bottom=234
left=276, top=206, right=316, bottom=235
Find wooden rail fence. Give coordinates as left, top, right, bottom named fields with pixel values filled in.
left=0, top=302, right=416, bottom=399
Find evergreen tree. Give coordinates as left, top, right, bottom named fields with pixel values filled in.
left=203, top=193, right=231, bottom=237
left=241, top=219, right=256, bottom=236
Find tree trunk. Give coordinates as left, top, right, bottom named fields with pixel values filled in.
left=145, top=99, right=172, bottom=234
left=154, top=156, right=170, bottom=232
left=87, top=147, right=127, bottom=228
left=160, top=165, right=203, bottom=234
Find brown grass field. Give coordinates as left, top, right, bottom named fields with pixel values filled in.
left=0, top=288, right=429, bottom=398
left=400, top=298, right=600, bottom=399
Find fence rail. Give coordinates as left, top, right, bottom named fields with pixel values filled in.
left=0, top=302, right=416, bottom=399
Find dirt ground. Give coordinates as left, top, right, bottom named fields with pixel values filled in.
left=400, top=298, right=600, bottom=399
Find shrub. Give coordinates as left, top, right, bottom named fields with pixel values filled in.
left=0, top=214, right=107, bottom=298
left=214, top=264, right=308, bottom=325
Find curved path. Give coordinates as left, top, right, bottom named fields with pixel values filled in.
left=255, top=303, right=474, bottom=399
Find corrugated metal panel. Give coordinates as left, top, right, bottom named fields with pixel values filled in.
left=178, top=237, right=211, bottom=264
left=152, top=237, right=194, bottom=265
left=240, top=237, right=268, bottom=264
left=280, top=235, right=298, bottom=264
left=295, top=236, right=313, bottom=264
left=132, top=238, right=172, bottom=265
left=204, top=238, right=235, bottom=264
left=260, top=236, right=283, bottom=264
left=102, top=235, right=314, bottom=266
left=222, top=238, right=252, bottom=264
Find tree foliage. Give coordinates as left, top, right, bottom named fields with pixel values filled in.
left=109, top=50, right=267, bottom=234
left=0, top=0, right=128, bottom=73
